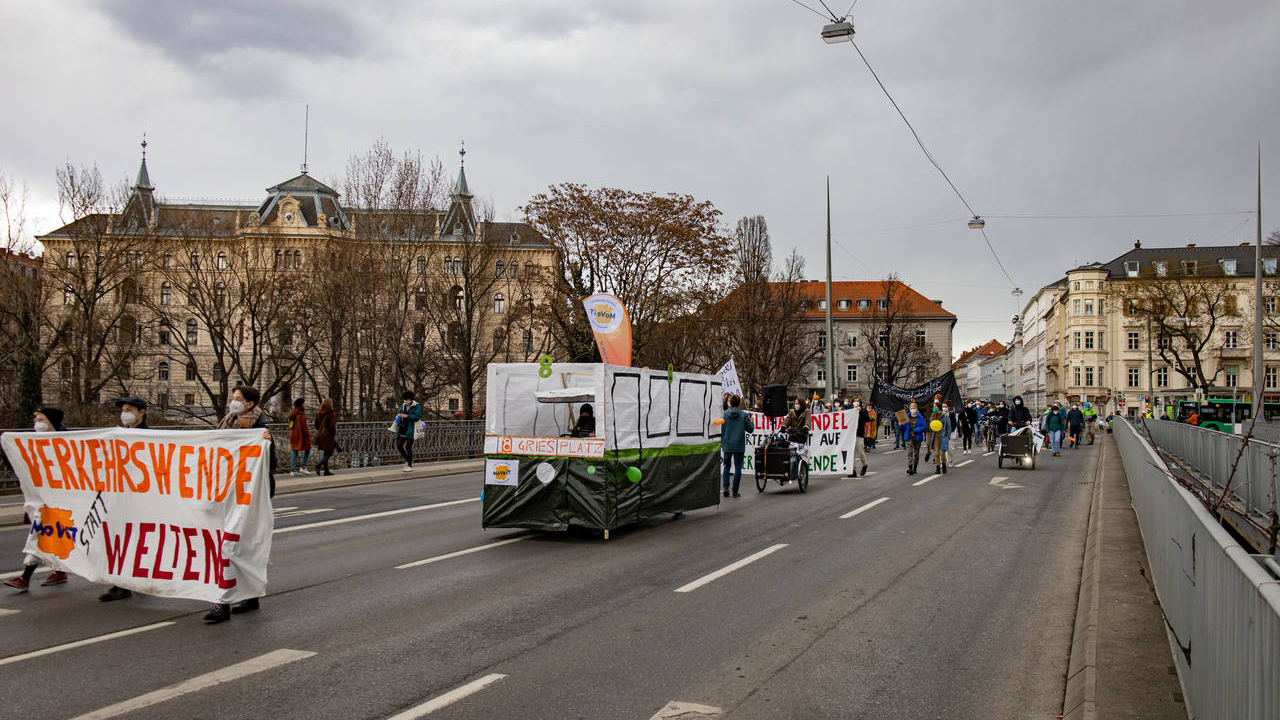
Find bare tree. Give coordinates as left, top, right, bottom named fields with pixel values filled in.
left=735, top=215, right=772, bottom=283
left=0, top=173, right=57, bottom=424
left=859, top=274, right=942, bottom=391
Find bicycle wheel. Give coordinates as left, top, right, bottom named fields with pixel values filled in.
left=797, top=462, right=809, bottom=492
left=755, top=465, right=767, bottom=493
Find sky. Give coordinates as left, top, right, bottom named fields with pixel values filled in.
left=3, top=0, right=1279, bottom=359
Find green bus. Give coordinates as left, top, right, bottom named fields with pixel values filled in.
left=1175, top=398, right=1280, bottom=432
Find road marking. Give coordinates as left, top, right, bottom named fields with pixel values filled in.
left=68, top=648, right=316, bottom=720
left=274, top=508, right=334, bottom=518
left=650, top=700, right=723, bottom=718
left=883, top=449, right=903, bottom=454
left=675, top=544, right=789, bottom=593
left=0, top=622, right=175, bottom=667
left=863, top=470, right=879, bottom=476
left=274, top=498, right=478, bottom=534
left=0, top=609, right=18, bottom=617
left=840, top=497, right=890, bottom=519
left=954, top=459, right=974, bottom=467
left=989, top=476, right=1024, bottom=489
left=273, top=506, right=299, bottom=512
left=912, top=474, right=942, bottom=486
left=386, top=673, right=507, bottom=719
left=982, top=451, right=995, bottom=457
left=397, top=537, right=530, bottom=569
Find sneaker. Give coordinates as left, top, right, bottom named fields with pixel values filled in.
left=401, top=465, right=412, bottom=472
left=299, top=468, right=312, bottom=475
left=231, top=597, right=260, bottom=614
left=98, top=586, right=132, bottom=602
left=289, top=470, right=299, bottom=476
left=723, top=489, right=730, bottom=497
left=3, top=577, right=29, bottom=591
left=41, top=572, right=68, bottom=586
left=732, top=493, right=741, bottom=498
left=203, top=603, right=231, bottom=624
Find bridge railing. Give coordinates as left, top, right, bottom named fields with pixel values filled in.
left=1115, top=419, right=1280, bottom=720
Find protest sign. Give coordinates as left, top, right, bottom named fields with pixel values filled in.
left=716, top=358, right=743, bottom=398
left=0, top=427, right=273, bottom=603
left=869, top=371, right=963, bottom=414
left=737, top=410, right=859, bottom=476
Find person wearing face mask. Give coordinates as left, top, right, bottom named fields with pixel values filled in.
left=97, top=397, right=151, bottom=602
left=205, top=385, right=276, bottom=624
left=1066, top=404, right=1085, bottom=448
left=784, top=398, right=811, bottom=479
left=1043, top=401, right=1067, bottom=457
left=4, top=408, right=71, bottom=592
left=959, top=401, right=976, bottom=454
left=845, top=398, right=871, bottom=478
left=933, top=402, right=954, bottom=474
left=1009, top=395, right=1032, bottom=430
left=899, top=403, right=927, bottom=475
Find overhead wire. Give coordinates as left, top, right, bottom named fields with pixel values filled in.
left=986, top=210, right=1253, bottom=220
left=783, top=0, right=833, bottom=21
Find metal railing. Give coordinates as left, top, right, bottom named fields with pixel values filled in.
left=1142, top=418, right=1279, bottom=548
left=1115, top=420, right=1280, bottom=720
left=0, top=420, right=485, bottom=492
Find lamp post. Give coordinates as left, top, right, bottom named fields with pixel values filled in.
left=1254, top=143, right=1264, bottom=422
left=825, top=176, right=834, bottom=402
left=1147, top=314, right=1154, bottom=417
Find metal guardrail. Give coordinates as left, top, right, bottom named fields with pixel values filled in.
left=1114, top=420, right=1280, bottom=720
left=1142, top=418, right=1279, bottom=550
left=0, top=420, right=485, bottom=492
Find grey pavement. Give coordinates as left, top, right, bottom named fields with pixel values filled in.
left=0, top=439, right=1179, bottom=719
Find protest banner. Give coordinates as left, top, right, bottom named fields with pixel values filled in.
left=737, top=409, right=858, bottom=476
left=0, top=427, right=273, bottom=603
left=716, top=358, right=743, bottom=398
left=869, top=371, right=963, bottom=414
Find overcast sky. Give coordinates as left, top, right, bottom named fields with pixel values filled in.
left=4, top=0, right=1279, bottom=359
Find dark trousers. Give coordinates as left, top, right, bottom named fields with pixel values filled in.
left=396, top=435, right=415, bottom=466
left=722, top=452, right=743, bottom=493
left=962, top=429, right=973, bottom=450
left=319, top=449, right=334, bottom=473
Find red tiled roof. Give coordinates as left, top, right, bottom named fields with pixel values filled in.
left=952, top=339, right=1006, bottom=368
left=792, top=281, right=955, bottom=320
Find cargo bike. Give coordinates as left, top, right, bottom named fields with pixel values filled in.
left=753, top=432, right=810, bottom=493
left=996, top=427, right=1037, bottom=470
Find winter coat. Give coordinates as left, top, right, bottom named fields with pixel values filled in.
left=217, top=406, right=276, bottom=497
left=394, top=401, right=422, bottom=438
left=784, top=408, right=810, bottom=443
left=853, top=408, right=871, bottom=438
left=289, top=408, right=312, bottom=451
left=930, top=411, right=952, bottom=454
left=960, top=407, right=977, bottom=433
left=1009, top=404, right=1032, bottom=428
left=900, top=413, right=927, bottom=442
left=1066, top=408, right=1085, bottom=429
left=720, top=407, right=755, bottom=454
left=315, top=408, right=337, bottom=453
left=1044, top=408, right=1067, bottom=432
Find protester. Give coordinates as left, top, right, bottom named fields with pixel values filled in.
left=206, top=385, right=274, bottom=624
left=393, top=391, right=422, bottom=471
left=1066, top=404, right=1085, bottom=449
left=865, top=403, right=878, bottom=450
left=4, top=408, right=71, bottom=592
left=1083, top=402, right=1098, bottom=444
left=314, top=398, right=338, bottom=476
left=1043, top=401, right=1067, bottom=457
left=959, top=401, right=976, bottom=454
left=1009, top=396, right=1032, bottom=430
left=573, top=404, right=596, bottom=437
left=900, top=403, right=927, bottom=475
left=720, top=395, right=754, bottom=498
left=995, top=400, right=1011, bottom=435
left=98, top=396, right=152, bottom=602
left=810, top=394, right=826, bottom=414
left=785, top=398, right=811, bottom=477
left=930, top=403, right=953, bottom=474
left=846, top=398, right=870, bottom=478
left=288, top=397, right=313, bottom=475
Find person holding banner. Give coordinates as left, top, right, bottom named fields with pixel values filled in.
left=720, top=395, right=754, bottom=498
left=900, top=403, right=927, bottom=475
left=784, top=398, right=811, bottom=478
left=98, top=396, right=153, bottom=602
left=846, top=399, right=870, bottom=478
left=3, top=408, right=71, bottom=592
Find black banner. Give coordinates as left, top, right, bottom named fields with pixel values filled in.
left=870, top=371, right=964, bottom=414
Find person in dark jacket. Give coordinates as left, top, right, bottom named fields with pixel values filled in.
left=994, top=401, right=1011, bottom=435
left=314, top=398, right=338, bottom=476
left=959, top=401, right=977, bottom=454
left=572, top=404, right=595, bottom=437
left=4, top=408, right=71, bottom=591
left=846, top=399, right=871, bottom=478
left=1009, top=396, right=1033, bottom=429
left=899, top=403, right=927, bottom=475
left=393, top=391, right=423, bottom=471
left=784, top=398, right=811, bottom=478
left=719, top=395, right=754, bottom=497
left=205, top=385, right=274, bottom=624
left=1066, top=404, right=1085, bottom=448
left=98, top=396, right=152, bottom=602
left=1043, top=401, right=1068, bottom=456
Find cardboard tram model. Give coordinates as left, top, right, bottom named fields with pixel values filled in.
left=482, top=362, right=723, bottom=536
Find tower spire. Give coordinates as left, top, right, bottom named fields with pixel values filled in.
left=135, top=133, right=153, bottom=190
left=301, top=104, right=310, bottom=174
left=454, top=141, right=472, bottom=198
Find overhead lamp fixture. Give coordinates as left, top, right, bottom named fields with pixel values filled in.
left=821, top=18, right=855, bottom=43
left=968, top=215, right=985, bottom=229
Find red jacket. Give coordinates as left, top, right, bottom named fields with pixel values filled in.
left=289, top=408, right=312, bottom=451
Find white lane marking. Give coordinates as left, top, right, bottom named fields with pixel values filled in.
left=0, top=622, right=175, bottom=667
left=912, top=474, right=942, bottom=487
left=863, top=471, right=879, bottom=476
left=386, top=673, right=507, bottom=719
left=68, top=648, right=316, bottom=720
left=650, top=700, right=723, bottom=718
left=274, top=508, right=334, bottom=518
left=883, top=449, right=903, bottom=454
left=675, top=544, right=788, bottom=593
left=954, top=459, right=974, bottom=467
left=0, top=609, right=18, bottom=617
left=0, top=567, right=50, bottom=581
left=982, top=451, right=995, bottom=457
left=273, top=506, right=299, bottom=513
left=396, top=537, right=530, bottom=570
left=274, top=498, right=478, bottom=534
left=989, top=476, right=1024, bottom=489
left=839, top=497, right=890, bottom=519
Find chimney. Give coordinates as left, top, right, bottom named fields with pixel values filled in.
left=1187, top=242, right=1196, bottom=248
left=1134, top=239, right=1142, bottom=249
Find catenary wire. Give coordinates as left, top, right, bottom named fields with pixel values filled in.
left=985, top=210, right=1253, bottom=220
left=816, top=0, right=842, bottom=20
left=783, top=0, right=833, bottom=21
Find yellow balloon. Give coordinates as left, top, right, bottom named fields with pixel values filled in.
left=929, top=420, right=943, bottom=432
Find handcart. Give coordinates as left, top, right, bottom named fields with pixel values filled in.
left=997, top=429, right=1036, bottom=470
left=754, top=435, right=809, bottom=493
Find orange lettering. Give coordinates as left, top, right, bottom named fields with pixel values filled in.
left=234, top=445, right=263, bottom=505
left=35, top=438, right=59, bottom=489
left=148, top=443, right=175, bottom=495
left=177, top=446, right=194, bottom=499
left=197, top=446, right=215, bottom=501
left=14, top=438, right=44, bottom=486
left=87, top=440, right=105, bottom=492
left=129, top=441, right=151, bottom=494
left=214, top=447, right=235, bottom=502
left=69, top=440, right=93, bottom=489
left=50, top=438, right=78, bottom=490
left=115, top=440, right=137, bottom=493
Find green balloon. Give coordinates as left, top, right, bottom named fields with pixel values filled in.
left=626, top=466, right=642, bottom=483
left=587, top=465, right=597, bottom=475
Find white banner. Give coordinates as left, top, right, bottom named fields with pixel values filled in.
left=0, top=427, right=273, bottom=603
left=716, top=358, right=743, bottom=398
left=739, top=410, right=859, bottom=475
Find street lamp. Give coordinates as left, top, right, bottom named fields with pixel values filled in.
left=821, top=18, right=855, bottom=43
left=968, top=215, right=986, bottom=229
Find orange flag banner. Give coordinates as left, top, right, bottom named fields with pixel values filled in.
left=583, top=293, right=632, bottom=366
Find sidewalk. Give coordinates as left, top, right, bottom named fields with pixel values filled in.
left=1064, top=435, right=1187, bottom=719
left=0, top=457, right=484, bottom=527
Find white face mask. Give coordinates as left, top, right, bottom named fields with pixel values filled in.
left=120, top=412, right=137, bottom=427
left=228, top=400, right=246, bottom=415
left=33, top=420, right=52, bottom=432
left=909, top=409, right=918, bottom=416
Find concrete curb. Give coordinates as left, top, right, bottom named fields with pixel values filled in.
left=1062, top=439, right=1105, bottom=720
left=0, top=458, right=485, bottom=528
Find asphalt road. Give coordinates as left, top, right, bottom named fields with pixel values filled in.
left=0, top=438, right=1097, bottom=720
